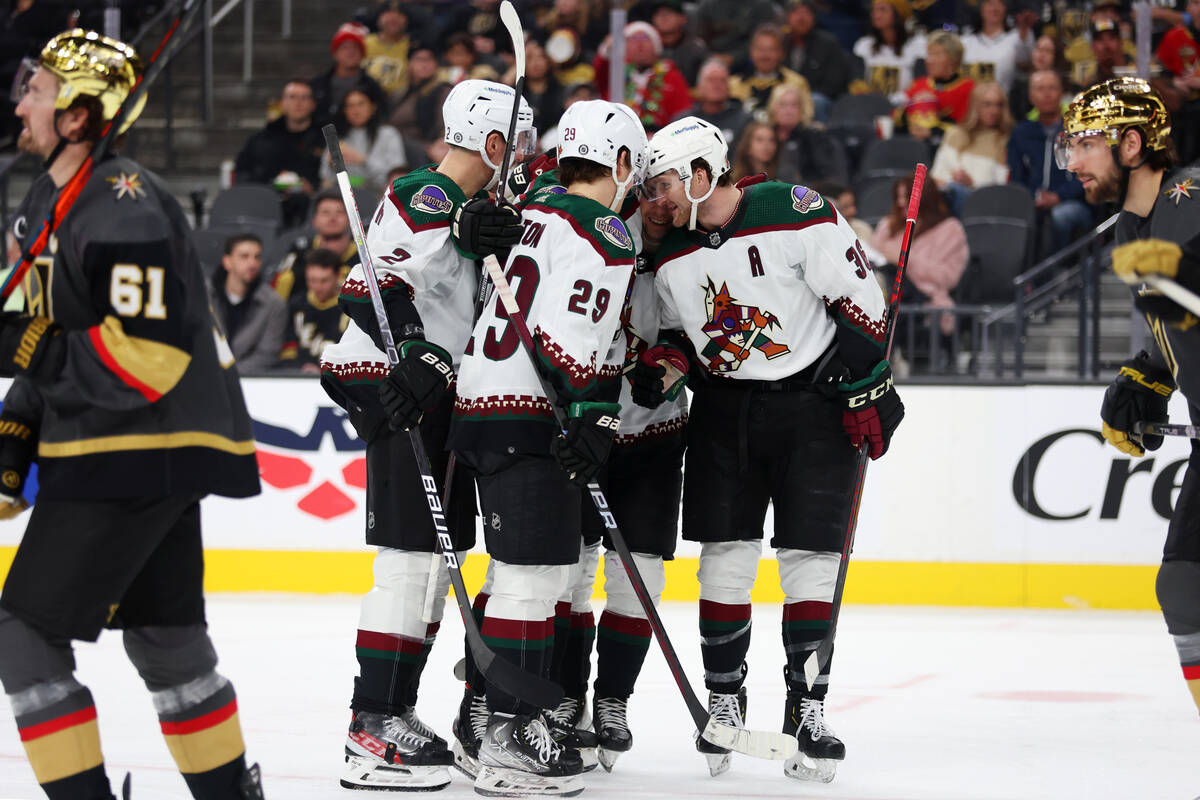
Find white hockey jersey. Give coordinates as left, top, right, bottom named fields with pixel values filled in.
left=320, top=167, right=483, bottom=438
left=653, top=181, right=887, bottom=382
left=451, top=190, right=637, bottom=454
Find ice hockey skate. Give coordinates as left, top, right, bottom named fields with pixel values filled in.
left=782, top=694, right=844, bottom=783
left=545, top=695, right=598, bottom=772
left=452, top=688, right=490, bottom=779
left=592, top=695, right=632, bottom=771
left=474, top=712, right=585, bottom=797
left=694, top=687, right=747, bottom=777
left=342, top=710, right=453, bottom=791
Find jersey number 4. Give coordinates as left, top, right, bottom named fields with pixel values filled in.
left=110, top=264, right=167, bottom=319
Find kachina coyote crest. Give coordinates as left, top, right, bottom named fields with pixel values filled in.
left=700, top=277, right=790, bottom=372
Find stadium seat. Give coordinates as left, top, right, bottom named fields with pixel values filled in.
left=855, top=178, right=896, bottom=228
left=190, top=228, right=228, bottom=278
left=956, top=185, right=1036, bottom=305
left=856, top=136, right=931, bottom=184
left=208, top=185, right=284, bottom=235
left=829, top=93, right=893, bottom=126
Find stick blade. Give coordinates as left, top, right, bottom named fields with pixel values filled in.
left=700, top=720, right=798, bottom=761
left=499, top=1, right=525, bottom=76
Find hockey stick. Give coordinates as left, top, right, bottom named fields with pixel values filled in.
left=803, top=164, right=927, bottom=691
left=323, top=125, right=563, bottom=711
left=1140, top=275, right=1200, bottom=319
left=1, top=0, right=201, bottom=301
left=421, top=0, right=527, bottom=623
left=1134, top=421, right=1200, bottom=440
left=479, top=253, right=796, bottom=760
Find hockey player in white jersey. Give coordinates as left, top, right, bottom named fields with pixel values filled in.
left=632, top=117, right=904, bottom=783
left=319, top=79, right=534, bottom=791
left=448, top=99, right=647, bottom=797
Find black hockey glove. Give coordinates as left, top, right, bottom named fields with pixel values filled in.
left=0, top=409, right=36, bottom=520
left=839, top=360, right=904, bottom=460
left=451, top=198, right=524, bottom=258
left=0, top=314, right=66, bottom=382
left=1100, top=350, right=1175, bottom=457
left=630, top=342, right=689, bottom=409
left=378, top=340, right=455, bottom=432
left=551, top=402, right=621, bottom=486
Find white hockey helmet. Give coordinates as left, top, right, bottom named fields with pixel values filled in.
left=556, top=100, right=649, bottom=210
left=442, top=79, right=536, bottom=187
left=645, top=116, right=730, bottom=229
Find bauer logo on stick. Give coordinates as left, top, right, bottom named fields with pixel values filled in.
left=411, top=185, right=453, bottom=214
left=594, top=216, right=632, bottom=250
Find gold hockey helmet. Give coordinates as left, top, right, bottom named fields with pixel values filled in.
left=1054, top=77, right=1170, bottom=169
left=38, top=29, right=145, bottom=135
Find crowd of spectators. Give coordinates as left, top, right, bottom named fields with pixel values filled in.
left=204, top=0, right=1200, bottom=374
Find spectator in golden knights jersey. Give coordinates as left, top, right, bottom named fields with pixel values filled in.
left=0, top=30, right=264, bottom=800
left=280, top=248, right=348, bottom=373
left=1060, top=77, right=1200, bottom=718
left=634, top=117, right=903, bottom=784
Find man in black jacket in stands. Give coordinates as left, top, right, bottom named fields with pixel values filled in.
left=233, top=78, right=324, bottom=227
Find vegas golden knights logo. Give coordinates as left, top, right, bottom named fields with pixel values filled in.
left=23, top=236, right=56, bottom=319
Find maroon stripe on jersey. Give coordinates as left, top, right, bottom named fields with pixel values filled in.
left=730, top=213, right=836, bottom=241
left=570, top=611, right=596, bottom=630
left=388, top=183, right=453, bottom=233
left=482, top=617, right=555, bottom=640
left=699, top=599, right=753, bottom=622
left=653, top=243, right=702, bottom=272
left=356, top=630, right=425, bottom=655
left=473, top=592, right=491, bottom=612
left=525, top=203, right=636, bottom=267
left=598, top=610, right=650, bottom=637
left=784, top=601, right=832, bottom=621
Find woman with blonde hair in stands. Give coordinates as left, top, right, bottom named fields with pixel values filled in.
left=730, top=120, right=780, bottom=182
left=871, top=175, right=967, bottom=345
left=930, top=79, right=1014, bottom=214
left=768, top=83, right=849, bottom=185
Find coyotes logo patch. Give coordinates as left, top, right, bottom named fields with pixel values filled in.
left=700, top=278, right=790, bottom=373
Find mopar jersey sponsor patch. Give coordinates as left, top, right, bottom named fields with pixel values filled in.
left=594, top=215, right=632, bottom=250
left=411, top=184, right=453, bottom=214
left=792, top=185, right=822, bottom=213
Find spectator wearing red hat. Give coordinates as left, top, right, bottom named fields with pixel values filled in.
left=593, top=21, right=691, bottom=132
left=311, top=22, right=385, bottom=124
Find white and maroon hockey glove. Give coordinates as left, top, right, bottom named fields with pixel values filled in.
left=378, top=340, right=455, bottom=432
left=630, top=342, right=689, bottom=409
left=551, top=402, right=621, bottom=485
left=838, top=360, right=904, bottom=460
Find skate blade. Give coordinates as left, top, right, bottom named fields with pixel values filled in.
left=341, top=754, right=452, bottom=791
left=473, top=765, right=585, bottom=797
left=579, top=747, right=599, bottom=772
left=700, top=719, right=798, bottom=761
left=704, top=752, right=731, bottom=777
left=453, top=740, right=480, bottom=780
left=597, top=747, right=622, bottom=773
left=783, top=752, right=838, bottom=783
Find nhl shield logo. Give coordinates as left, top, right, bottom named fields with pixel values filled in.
left=411, top=184, right=453, bottom=214
left=594, top=215, right=632, bottom=250
left=708, top=231, right=722, bottom=247
left=491, top=512, right=502, bottom=531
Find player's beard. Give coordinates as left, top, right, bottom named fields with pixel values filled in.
left=16, top=128, right=36, bottom=155
left=1080, top=161, right=1122, bottom=204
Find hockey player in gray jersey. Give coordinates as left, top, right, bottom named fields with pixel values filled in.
left=0, top=30, right=263, bottom=800
left=319, top=79, right=534, bottom=791
left=1058, top=77, right=1200, bottom=717
left=448, top=99, right=648, bottom=797
left=632, top=117, right=904, bottom=783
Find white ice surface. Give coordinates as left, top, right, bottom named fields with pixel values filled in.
left=1, top=596, right=1198, bottom=800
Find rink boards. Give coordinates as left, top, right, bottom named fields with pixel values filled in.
left=1, top=378, right=1192, bottom=609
